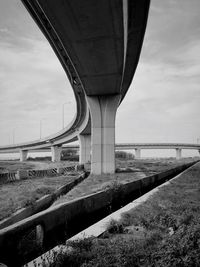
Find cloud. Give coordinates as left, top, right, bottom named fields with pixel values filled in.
left=0, top=23, right=75, bottom=144
left=142, top=0, right=200, bottom=64
left=116, top=33, right=200, bottom=143
left=0, top=0, right=200, bottom=150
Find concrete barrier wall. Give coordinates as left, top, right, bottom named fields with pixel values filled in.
left=0, top=172, right=87, bottom=230
left=0, top=164, right=84, bottom=183
left=27, top=168, right=58, bottom=178
left=57, top=164, right=84, bottom=175
left=0, top=161, right=197, bottom=267
left=0, top=172, right=17, bottom=183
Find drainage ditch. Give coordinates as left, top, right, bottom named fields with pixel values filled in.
left=0, top=161, right=198, bottom=267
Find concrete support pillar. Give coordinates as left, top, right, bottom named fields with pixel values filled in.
left=176, top=148, right=182, bottom=160
left=135, top=148, right=141, bottom=159
left=19, top=150, right=28, bottom=162
left=86, top=95, right=121, bottom=175
left=51, top=146, right=62, bottom=162
left=78, top=134, right=91, bottom=164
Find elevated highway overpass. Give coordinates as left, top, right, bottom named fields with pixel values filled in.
left=115, top=143, right=200, bottom=159
left=0, top=143, right=199, bottom=161
left=0, top=0, right=151, bottom=174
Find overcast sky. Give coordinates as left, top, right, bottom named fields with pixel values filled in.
left=0, top=0, right=200, bottom=155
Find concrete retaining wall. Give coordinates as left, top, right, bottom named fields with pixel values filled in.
left=0, top=164, right=84, bottom=183
left=0, top=161, right=197, bottom=267
left=0, top=172, right=87, bottom=230
left=27, top=168, right=58, bottom=178
left=0, top=172, right=18, bottom=183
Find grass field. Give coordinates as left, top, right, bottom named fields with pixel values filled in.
left=47, top=161, right=200, bottom=267
left=0, top=158, right=196, bottom=224
left=0, top=175, right=79, bottom=221
left=53, top=158, right=196, bottom=206
left=0, top=160, right=81, bottom=221
left=0, top=160, right=78, bottom=173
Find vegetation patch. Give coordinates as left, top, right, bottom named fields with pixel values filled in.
left=21, top=186, right=55, bottom=208
left=53, top=158, right=195, bottom=206
left=45, top=163, right=200, bottom=267
left=0, top=175, right=79, bottom=221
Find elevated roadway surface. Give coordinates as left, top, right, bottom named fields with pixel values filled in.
left=0, top=0, right=150, bottom=173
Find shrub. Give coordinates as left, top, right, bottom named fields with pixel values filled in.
left=106, top=219, right=124, bottom=234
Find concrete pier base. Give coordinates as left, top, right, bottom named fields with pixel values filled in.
left=176, top=148, right=182, bottom=159
left=19, top=150, right=28, bottom=162
left=86, top=95, right=120, bottom=175
left=135, top=148, right=141, bottom=159
left=78, top=134, right=91, bottom=164
left=51, top=146, right=62, bottom=162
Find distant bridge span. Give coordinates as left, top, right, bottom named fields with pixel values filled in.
left=54, top=142, right=200, bottom=160
left=116, top=143, right=200, bottom=150
left=0, top=143, right=199, bottom=160
left=62, top=142, right=200, bottom=151
left=115, top=143, right=200, bottom=159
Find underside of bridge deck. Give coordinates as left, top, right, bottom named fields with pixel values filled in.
left=18, top=0, right=151, bottom=174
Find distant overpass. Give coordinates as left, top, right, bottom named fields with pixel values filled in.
left=0, top=143, right=199, bottom=160
left=61, top=142, right=200, bottom=159
left=115, top=143, right=200, bottom=159
left=58, top=143, right=200, bottom=159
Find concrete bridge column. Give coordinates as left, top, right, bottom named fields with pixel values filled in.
left=86, top=95, right=121, bottom=175
left=135, top=148, right=141, bottom=159
left=51, top=146, right=62, bottom=162
left=19, top=150, right=28, bottom=162
left=78, top=134, right=91, bottom=164
left=176, top=148, right=182, bottom=159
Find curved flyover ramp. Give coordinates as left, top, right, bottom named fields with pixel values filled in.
left=0, top=0, right=150, bottom=174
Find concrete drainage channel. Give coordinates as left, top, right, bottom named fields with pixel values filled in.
left=0, top=171, right=89, bottom=230
left=29, top=161, right=200, bottom=267
left=0, top=161, right=198, bottom=267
